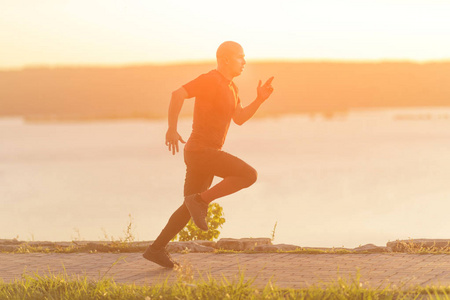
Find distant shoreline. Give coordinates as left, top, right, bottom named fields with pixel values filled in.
left=2, top=62, right=450, bottom=121
left=2, top=106, right=450, bottom=124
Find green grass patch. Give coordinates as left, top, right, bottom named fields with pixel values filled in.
left=1, top=271, right=449, bottom=300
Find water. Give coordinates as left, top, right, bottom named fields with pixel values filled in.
left=1, top=108, right=449, bottom=248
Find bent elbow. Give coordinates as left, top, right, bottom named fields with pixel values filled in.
left=234, top=118, right=245, bottom=126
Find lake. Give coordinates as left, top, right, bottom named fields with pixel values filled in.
left=1, top=108, right=449, bottom=248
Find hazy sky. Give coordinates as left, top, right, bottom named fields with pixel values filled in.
left=1, top=0, right=450, bottom=68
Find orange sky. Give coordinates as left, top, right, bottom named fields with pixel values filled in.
left=1, top=0, right=450, bottom=69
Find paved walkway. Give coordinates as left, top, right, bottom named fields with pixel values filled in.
left=0, top=253, right=449, bottom=289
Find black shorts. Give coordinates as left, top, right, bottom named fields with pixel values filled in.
left=183, top=149, right=256, bottom=197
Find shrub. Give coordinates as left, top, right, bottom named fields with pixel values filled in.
left=173, top=203, right=225, bottom=241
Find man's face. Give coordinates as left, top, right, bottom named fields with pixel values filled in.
left=227, top=47, right=246, bottom=77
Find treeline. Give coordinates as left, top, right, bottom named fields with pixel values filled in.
left=1, top=61, right=449, bottom=120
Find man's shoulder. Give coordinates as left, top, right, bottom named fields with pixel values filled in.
left=202, top=69, right=220, bottom=79
left=193, top=70, right=222, bottom=85
left=188, top=70, right=217, bottom=83
left=183, top=70, right=220, bottom=96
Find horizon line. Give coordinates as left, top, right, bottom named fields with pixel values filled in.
left=2, top=58, right=450, bottom=71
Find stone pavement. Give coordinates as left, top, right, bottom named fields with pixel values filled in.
left=0, top=253, right=449, bottom=289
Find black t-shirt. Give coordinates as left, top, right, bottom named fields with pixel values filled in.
left=183, top=70, right=241, bottom=151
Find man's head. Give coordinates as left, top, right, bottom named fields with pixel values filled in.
left=216, top=41, right=246, bottom=78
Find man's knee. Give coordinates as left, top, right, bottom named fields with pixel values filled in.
left=243, top=167, right=258, bottom=188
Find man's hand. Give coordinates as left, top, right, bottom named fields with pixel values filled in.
left=256, top=76, right=274, bottom=102
left=165, top=128, right=185, bottom=155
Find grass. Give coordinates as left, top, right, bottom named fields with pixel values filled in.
left=393, top=240, right=450, bottom=254
left=215, top=248, right=356, bottom=255
left=271, top=221, right=277, bottom=242
left=0, top=270, right=449, bottom=300
left=10, top=242, right=123, bottom=255
left=9, top=241, right=147, bottom=255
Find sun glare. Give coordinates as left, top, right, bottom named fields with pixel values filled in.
left=1, top=0, right=450, bottom=68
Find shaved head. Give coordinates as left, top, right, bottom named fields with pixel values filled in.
left=215, top=41, right=246, bottom=79
left=216, top=41, right=243, bottom=60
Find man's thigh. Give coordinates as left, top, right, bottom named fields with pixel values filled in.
left=183, top=149, right=255, bottom=195
left=186, top=149, right=253, bottom=178
left=207, top=150, right=254, bottom=179
left=183, top=151, right=214, bottom=197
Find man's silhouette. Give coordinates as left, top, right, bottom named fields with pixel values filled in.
left=143, top=41, right=274, bottom=268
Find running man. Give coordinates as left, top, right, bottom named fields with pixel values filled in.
left=143, top=41, right=274, bottom=268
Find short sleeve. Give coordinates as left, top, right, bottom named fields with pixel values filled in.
left=182, top=73, right=208, bottom=98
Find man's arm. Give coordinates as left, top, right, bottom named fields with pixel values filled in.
left=165, top=87, right=189, bottom=155
left=233, top=77, right=274, bottom=126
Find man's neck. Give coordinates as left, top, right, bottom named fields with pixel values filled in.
left=216, top=67, right=234, bottom=82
